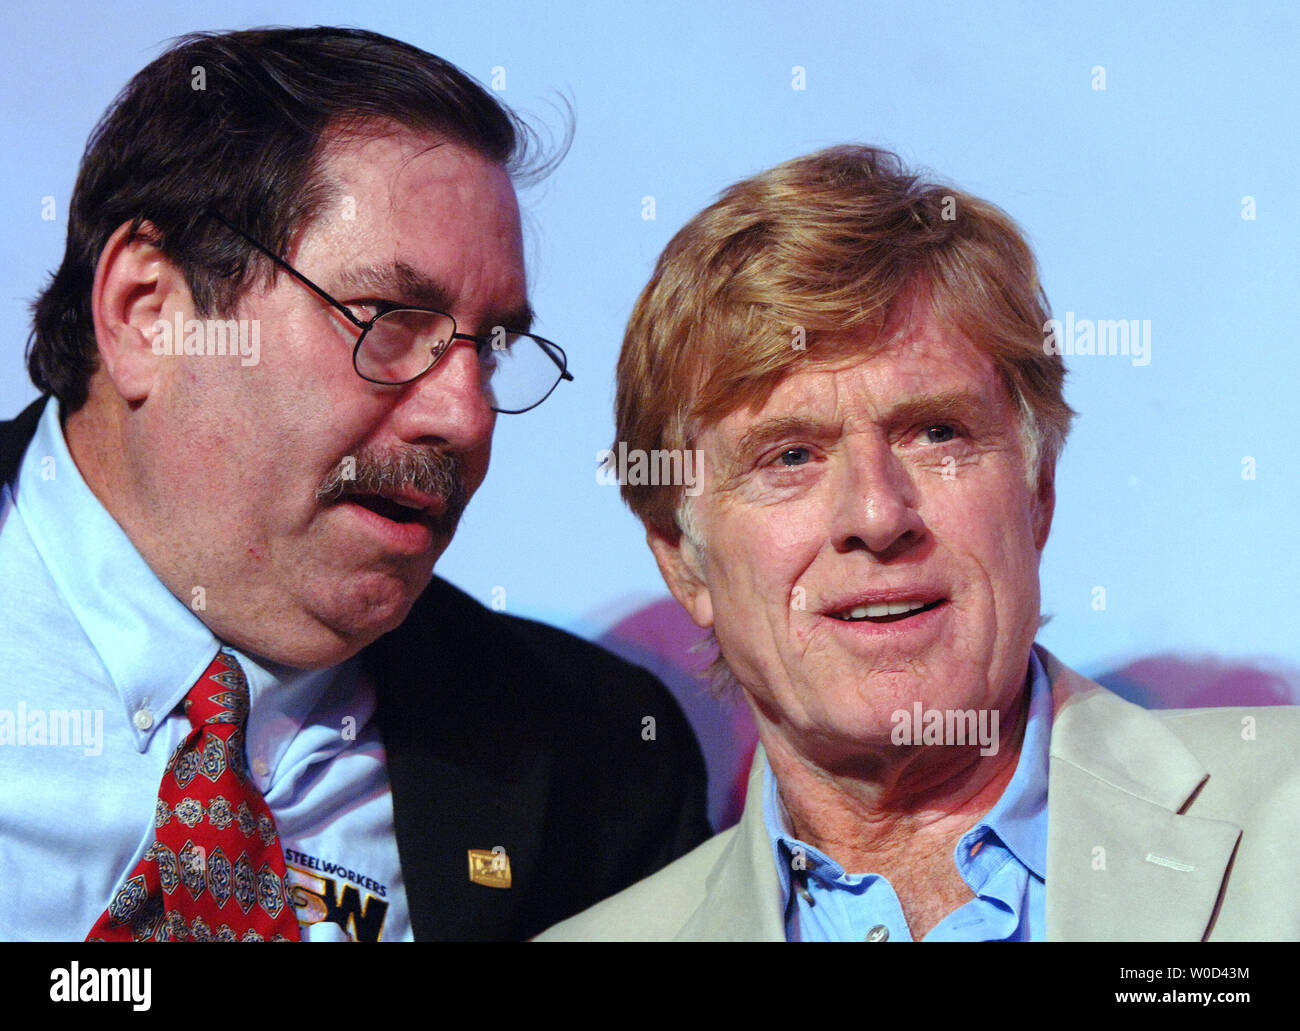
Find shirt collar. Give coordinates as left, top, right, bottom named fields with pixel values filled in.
left=17, top=400, right=218, bottom=750
left=973, top=647, right=1051, bottom=880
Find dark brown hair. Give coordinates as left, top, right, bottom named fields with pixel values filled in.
left=28, top=26, right=547, bottom=411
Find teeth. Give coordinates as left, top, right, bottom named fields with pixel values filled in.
left=389, top=496, right=425, bottom=510
left=837, top=599, right=929, bottom=621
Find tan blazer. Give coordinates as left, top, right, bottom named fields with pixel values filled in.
left=538, top=647, right=1300, bottom=941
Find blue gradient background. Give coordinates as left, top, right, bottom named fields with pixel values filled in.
left=4, top=3, right=1297, bottom=794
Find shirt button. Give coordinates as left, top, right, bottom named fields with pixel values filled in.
left=865, top=924, right=889, bottom=942
left=132, top=708, right=153, bottom=731
left=252, top=757, right=270, bottom=778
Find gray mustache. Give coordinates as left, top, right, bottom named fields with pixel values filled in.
left=316, top=446, right=470, bottom=537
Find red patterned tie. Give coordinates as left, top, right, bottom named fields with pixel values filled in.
left=87, top=650, right=301, bottom=941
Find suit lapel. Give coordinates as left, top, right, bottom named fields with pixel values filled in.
left=366, top=582, right=556, bottom=941
left=1041, top=648, right=1241, bottom=940
left=679, top=748, right=785, bottom=941
left=384, top=702, right=553, bottom=941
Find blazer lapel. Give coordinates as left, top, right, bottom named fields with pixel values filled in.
left=1041, top=648, right=1241, bottom=940
left=384, top=702, right=553, bottom=941
left=679, top=748, right=785, bottom=941
left=366, top=583, right=555, bottom=941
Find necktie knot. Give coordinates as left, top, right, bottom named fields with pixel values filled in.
left=87, top=647, right=300, bottom=941
left=183, top=648, right=250, bottom=730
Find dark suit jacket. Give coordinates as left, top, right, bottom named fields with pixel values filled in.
left=1, top=397, right=712, bottom=941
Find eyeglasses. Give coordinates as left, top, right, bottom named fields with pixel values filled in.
left=207, top=212, right=572, bottom=413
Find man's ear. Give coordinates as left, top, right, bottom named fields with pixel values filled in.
left=1032, top=465, right=1056, bottom=551
left=90, top=220, right=190, bottom=403
left=645, top=520, right=714, bottom=630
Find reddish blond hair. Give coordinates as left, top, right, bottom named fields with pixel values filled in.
left=616, top=145, right=1074, bottom=540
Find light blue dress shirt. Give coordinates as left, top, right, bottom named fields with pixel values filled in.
left=0, top=401, right=410, bottom=940
left=763, top=650, right=1051, bottom=941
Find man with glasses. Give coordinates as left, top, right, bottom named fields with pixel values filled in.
left=0, top=27, right=708, bottom=941
left=205, top=211, right=573, bottom=414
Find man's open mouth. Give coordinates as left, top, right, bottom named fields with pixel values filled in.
left=828, top=599, right=945, bottom=623
left=345, top=494, right=429, bottom=525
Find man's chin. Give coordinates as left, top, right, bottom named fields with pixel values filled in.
left=296, top=570, right=432, bottom=666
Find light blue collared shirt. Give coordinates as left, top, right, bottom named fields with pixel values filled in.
left=0, top=400, right=410, bottom=940
left=763, top=651, right=1051, bottom=941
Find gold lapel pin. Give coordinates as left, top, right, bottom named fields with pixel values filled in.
left=467, top=847, right=512, bottom=888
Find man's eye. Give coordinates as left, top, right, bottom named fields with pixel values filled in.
left=922, top=424, right=958, bottom=444
left=775, top=447, right=812, bottom=467
left=346, top=301, right=393, bottom=322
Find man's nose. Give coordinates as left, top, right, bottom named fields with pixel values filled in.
left=390, top=338, right=495, bottom=450
left=831, top=438, right=925, bottom=557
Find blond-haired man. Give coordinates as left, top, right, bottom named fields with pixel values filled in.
left=541, top=146, right=1300, bottom=942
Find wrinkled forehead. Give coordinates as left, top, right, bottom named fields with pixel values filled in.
left=297, top=126, right=528, bottom=316
left=689, top=314, right=1010, bottom=448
